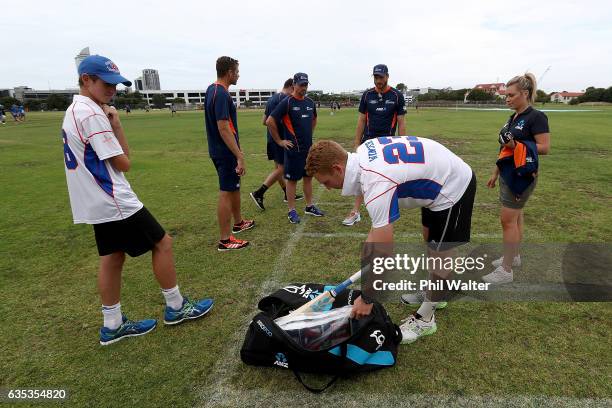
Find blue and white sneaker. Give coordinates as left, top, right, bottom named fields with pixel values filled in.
left=164, top=297, right=214, bottom=325
left=99, top=315, right=157, bottom=346
left=305, top=205, right=325, bottom=217
left=288, top=209, right=301, bottom=224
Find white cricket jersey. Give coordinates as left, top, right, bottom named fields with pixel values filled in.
left=61, top=95, right=143, bottom=224
left=342, top=136, right=473, bottom=228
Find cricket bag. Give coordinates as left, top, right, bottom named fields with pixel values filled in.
left=240, top=283, right=402, bottom=392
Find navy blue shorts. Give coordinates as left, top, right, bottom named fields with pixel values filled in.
left=266, top=141, right=285, bottom=164
left=284, top=151, right=308, bottom=181
left=211, top=156, right=240, bottom=192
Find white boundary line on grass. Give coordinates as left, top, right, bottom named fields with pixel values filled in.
left=197, top=186, right=324, bottom=407
left=202, top=387, right=611, bottom=408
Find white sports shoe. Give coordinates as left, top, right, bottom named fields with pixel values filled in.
left=482, top=265, right=514, bottom=284
left=400, top=291, right=447, bottom=309
left=491, top=255, right=521, bottom=268
left=342, top=211, right=361, bottom=226
left=400, top=314, right=437, bottom=344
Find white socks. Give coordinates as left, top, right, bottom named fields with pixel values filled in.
left=416, top=302, right=436, bottom=321
left=102, top=303, right=122, bottom=330
left=162, top=285, right=184, bottom=310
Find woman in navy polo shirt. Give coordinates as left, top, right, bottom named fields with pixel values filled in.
left=484, top=73, right=551, bottom=284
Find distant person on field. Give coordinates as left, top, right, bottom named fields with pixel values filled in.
left=171, top=104, right=177, bottom=116
left=0, top=105, right=6, bottom=124
left=342, top=64, right=406, bottom=227
left=125, top=104, right=131, bottom=115
left=484, top=73, right=551, bottom=284
left=61, top=55, right=214, bottom=346
left=204, top=56, right=255, bottom=250
left=10, top=104, right=19, bottom=122
left=250, top=78, right=303, bottom=211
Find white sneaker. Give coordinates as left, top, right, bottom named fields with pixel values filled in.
left=400, top=314, right=437, bottom=344
left=482, top=265, right=513, bottom=284
left=342, top=211, right=361, bottom=226
left=400, top=292, right=447, bottom=309
left=491, top=255, right=521, bottom=268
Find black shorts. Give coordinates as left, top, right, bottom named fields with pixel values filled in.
left=266, top=141, right=285, bottom=164
left=93, top=207, right=166, bottom=257
left=211, top=156, right=240, bottom=192
left=284, top=151, right=308, bottom=181
left=421, top=172, right=476, bottom=251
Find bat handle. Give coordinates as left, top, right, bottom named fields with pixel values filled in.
left=332, top=270, right=362, bottom=295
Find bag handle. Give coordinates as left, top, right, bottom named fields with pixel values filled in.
left=292, top=370, right=339, bottom=394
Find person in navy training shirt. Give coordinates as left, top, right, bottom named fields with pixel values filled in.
left=484, top=73, right=551, bottom=284
left=204, top=56, right=255, bottom=251
left=266, top=72, right=325, bottom=224
left=342, top=64, right=406, bottom=227
left=250, top=78, right=303, bottom=211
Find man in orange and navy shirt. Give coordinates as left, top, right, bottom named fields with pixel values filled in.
left=267, top=72, right=325, bottom=224
left=204, top=56, right=254, bottom=251
left=342, top=64, right=407, bottom=227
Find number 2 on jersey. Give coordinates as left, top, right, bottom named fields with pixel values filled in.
left=62, top=129, right=78, bottom=170
left=379, top=136, right=425, bottom=164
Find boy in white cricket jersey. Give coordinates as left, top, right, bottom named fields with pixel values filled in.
left=306, top=137, right=476, bottom=343
left=62, top=55, right=214, bottom=345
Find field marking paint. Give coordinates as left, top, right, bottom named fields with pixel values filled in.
left=446, top=107, right=602, bottom=112
left=200, top=386, right=611, bottom=408
left=197, top=186, right=324, bottom=407
left=301, top=232, right=505, bottom=239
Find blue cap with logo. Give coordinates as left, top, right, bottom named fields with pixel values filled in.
left=372, top=64, right=389, bottom=76
left=78, top=55, right=132, bottom=87
left=293, top=72, right=310, bottom=85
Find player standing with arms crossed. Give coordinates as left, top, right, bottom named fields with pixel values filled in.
left=342, top=64, right=406, bottom=226
left=62, top=55, right=214, bottom=345
left=267, top=73, right=325, bottom=224
left=205, top=56, right=255, bottom=251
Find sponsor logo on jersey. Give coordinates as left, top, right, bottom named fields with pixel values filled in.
left=376, top=107, right=385, bottom=112
left=365, top=140, right=378, bottom=162
left=369, top=100, right=377, bottom=104
left=385, top=100, right=395, bottom=105
left=292, top=106, right=301, bottom=111
left=515, top=119, right=525, bottom=131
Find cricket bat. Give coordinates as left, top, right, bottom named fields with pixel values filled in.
left=274, top=270, right=362, bottom=326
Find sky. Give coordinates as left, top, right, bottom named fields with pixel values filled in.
left=2, top=0, right=611, bottom=93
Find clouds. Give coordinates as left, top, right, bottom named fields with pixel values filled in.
left=1, top=0, right=610, bottom=92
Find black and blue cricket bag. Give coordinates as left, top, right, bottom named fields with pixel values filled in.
left=240, top=283, right=402, bottom=392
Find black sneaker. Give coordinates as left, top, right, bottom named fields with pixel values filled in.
left=250, top=192, right=265, bottom=211
left=284, top=194, right=304, bottom=203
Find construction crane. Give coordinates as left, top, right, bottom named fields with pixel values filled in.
left=539, top=66, right=551, bottom=85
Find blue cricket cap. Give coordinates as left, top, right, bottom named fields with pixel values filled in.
left=373, top=64, right=389, bottom=76
left=293, top=72, right=310, bottom=85
left=78, top=55, right=132, bottom=86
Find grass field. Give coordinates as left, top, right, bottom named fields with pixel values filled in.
left=1, top=106, right=611, bottom=407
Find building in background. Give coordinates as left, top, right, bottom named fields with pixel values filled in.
left=550, top=91, right=584, bottom=104
left=474, top=82, right=507, bottom=98
left=12, top=86, right=78, bottom=103
left=134, top=77, right=144, bottom=91
left=139, top=88, right=276, bottom=108
left=141, top=69, right=161, bottom=90
left=74, top=47, right=90, bottom=72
